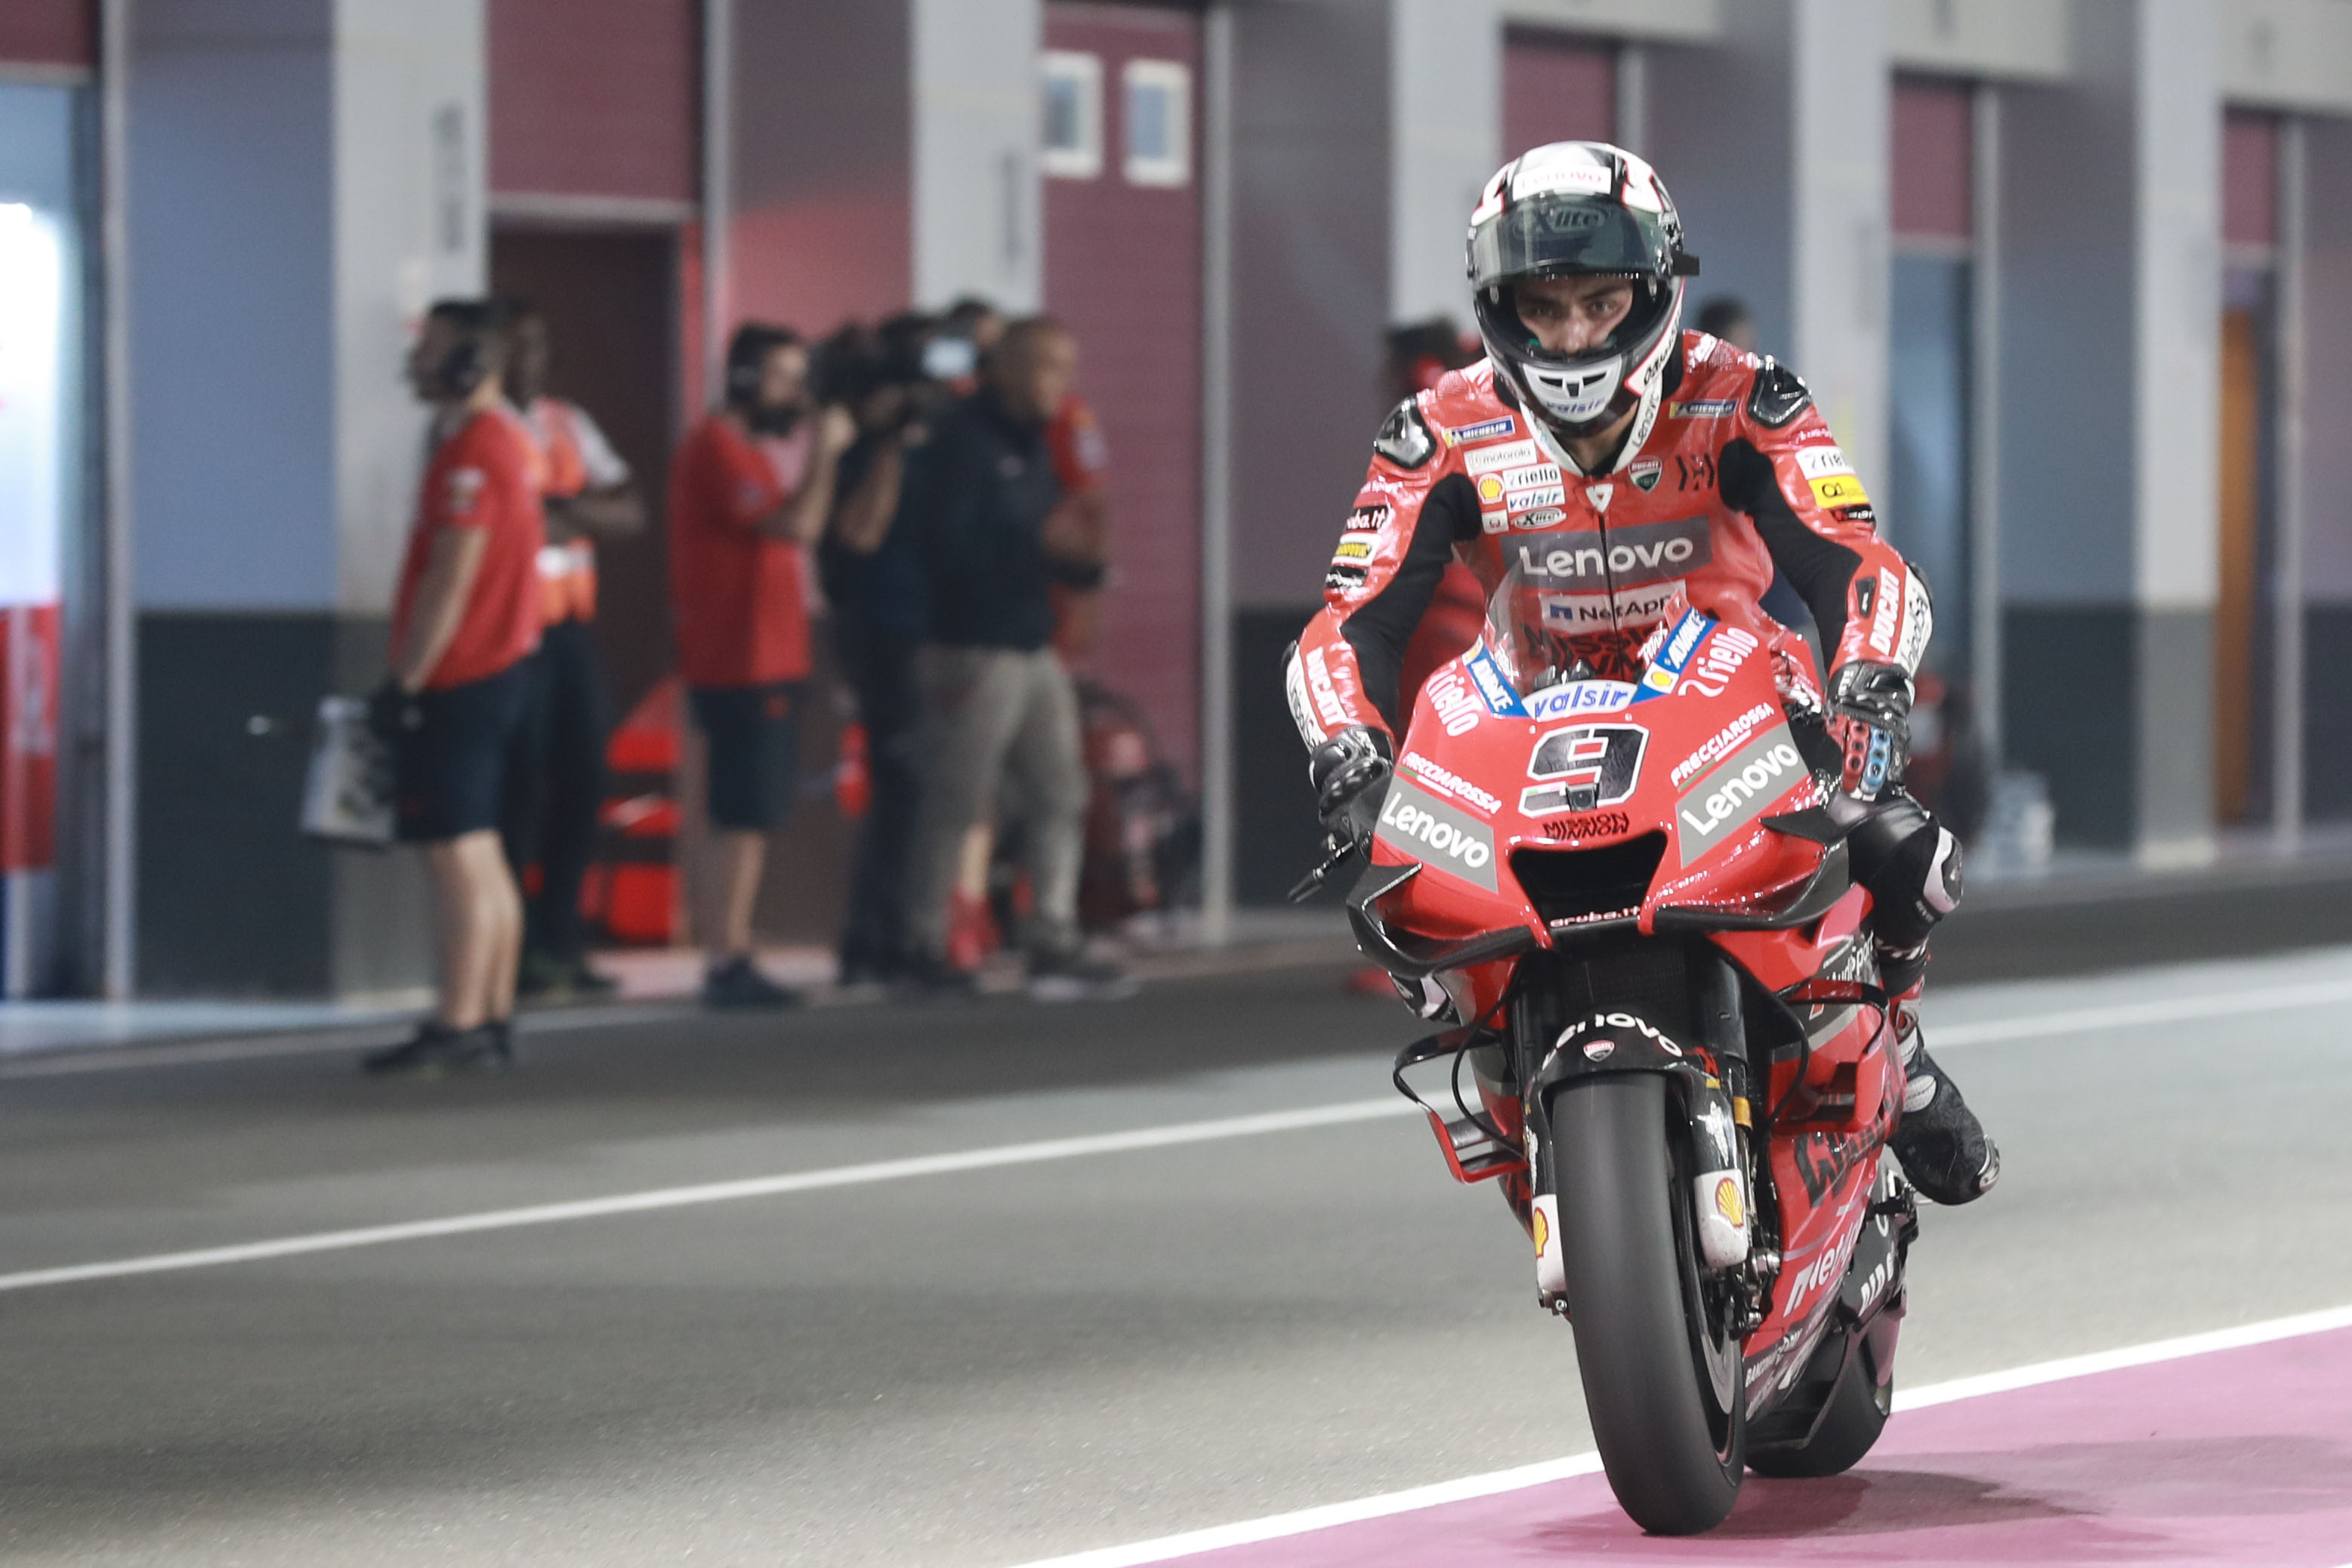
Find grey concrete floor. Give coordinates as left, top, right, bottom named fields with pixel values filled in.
left=2, top=948, right=2349, bottom=1566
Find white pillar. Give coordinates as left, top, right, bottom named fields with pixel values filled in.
left=334, top=0, right=489, bottom=614
left=1787, top=0, right=1891, bottom=490
left=1644, top=0, right=1891, bottom=482
left=1388, top=0, right=1499, bottom=326
left=911, top=0, right=1042, bottom=312
left=128, top=0, right=484, bottom=995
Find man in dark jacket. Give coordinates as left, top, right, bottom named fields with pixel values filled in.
left=900, top=317, right=1129, bottom=1000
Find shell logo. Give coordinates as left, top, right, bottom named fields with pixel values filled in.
left=1477, top=474, right=1505, bottom=504
left=1714, top=1174, right=1745, bottom=1229
left=1532, top=1206, right=1551, bottom=1257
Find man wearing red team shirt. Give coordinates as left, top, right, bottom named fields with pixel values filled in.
left=669, top=323, right=856, bottom=1007
left=364, top=300, right=546, bottom=1076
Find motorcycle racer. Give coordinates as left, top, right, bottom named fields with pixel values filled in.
left=1289, top=140, right=1996, bottom=1205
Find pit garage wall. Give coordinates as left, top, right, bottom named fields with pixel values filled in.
left=1227, top=0, right=1397, bottom=903
left=128, top=0, right=483, bottom=995
left=1995, top=0, right=2221, bottom=855
left=2300, top=116, right=2352, bottom=819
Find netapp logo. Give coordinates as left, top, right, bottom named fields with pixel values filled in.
left=1375, top=779, right=1499, bottom=891
left=1510, top=516, right=1712, bottom=588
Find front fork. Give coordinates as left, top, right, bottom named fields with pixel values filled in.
left=1513, top=949, right=1775, bottom=1333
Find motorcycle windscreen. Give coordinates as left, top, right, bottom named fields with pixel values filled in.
left=1480, top=556, right=1690, bottom=693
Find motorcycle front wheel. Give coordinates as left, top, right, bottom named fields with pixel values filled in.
left=1548, top=1073, right=1745, bottom=1535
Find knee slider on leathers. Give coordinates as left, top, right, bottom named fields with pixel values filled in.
left=1844, top=793, right=1962, bottom=955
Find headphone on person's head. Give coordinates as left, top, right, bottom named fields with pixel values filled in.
left=422, top=301, right=501, bottom=399
left=725, top=323, right=799, bottom=409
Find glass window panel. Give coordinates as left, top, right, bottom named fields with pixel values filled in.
left=1121, top=60, right=1190, bottom=187
left=1887, top=251, right=1972, bottom=678
left=1042, top=51, right=1102, bottom=180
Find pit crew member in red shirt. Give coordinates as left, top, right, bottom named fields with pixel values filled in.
left=668, top=323, right=857, bottom=1008
left=1289, top=142, right=1995, bottom=1205
left=498, top=301, right=646, bottom=1002
left=365, top=300, right=547, bottom=1076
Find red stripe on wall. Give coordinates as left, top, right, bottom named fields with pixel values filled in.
left=1502, top=29, right=1614, bottom=157
left=489, top=0, right=698, bottom=204
left=1045, top=4, right=1204, bottom=781
left=0, top=0, right=94, bottom=71
left=1892, top=78, right=1972, bottom=242
left=2223, top=113, right=2278, bottom=251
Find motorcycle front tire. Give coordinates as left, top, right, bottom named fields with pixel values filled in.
left=1548, top=1073, right=1745, bottom=1536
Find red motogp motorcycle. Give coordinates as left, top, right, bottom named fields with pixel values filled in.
left=1297, top=568, right=1917, bottom=1535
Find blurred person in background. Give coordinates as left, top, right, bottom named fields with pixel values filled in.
left=1696, top=295, right=1758, bottom=353
left=1044, top=347, right=1112, bottom=662
left=495, top=300, right=646, bottom=1002
left=1384, top=317, right=1481, bottom=403
left=816, top=316, right=939, bottom=986
left=941, top=297, right=1004, bottom=383
left=669, top=323, right=857, bottom=1008
left=900, top=316, right=1127, bottom=1002
left=363, top=300, right=546, bottom=1076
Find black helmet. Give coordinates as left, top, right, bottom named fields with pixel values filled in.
left=1466, top=141, right=1698, bottom=469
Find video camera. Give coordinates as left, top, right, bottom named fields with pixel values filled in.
left=810, top=313, right=980, bottom=434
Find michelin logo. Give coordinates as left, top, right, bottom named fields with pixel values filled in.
left=1375, top=779, right=1499, bottom=891
left=1675, top=723, right=1805, bottom=864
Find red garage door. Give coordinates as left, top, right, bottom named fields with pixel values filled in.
left=1502, top=28, right=1614, bottom=156
left=0, top=0, right=92, bottom=71
left=1043, top=2, right=1203, bottom=782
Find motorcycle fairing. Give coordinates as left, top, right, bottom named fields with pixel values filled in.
left=1359, top=602, right=1909, bottom=1428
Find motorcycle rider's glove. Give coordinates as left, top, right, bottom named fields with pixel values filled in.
left=1826, top=661, right=1913, bottom=801
left=1307, top=726, right=1394, bottom=853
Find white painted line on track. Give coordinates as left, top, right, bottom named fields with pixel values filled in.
left=1928, top=974, right=2352, bottom=1048
left=997, top=1304, right=2352, bottom=1568
left=8, top=975, right=2352, bottom=1293
left=0, top=1098, right=1418, bottom=1295
left=1892, top=1302, right=2352, bottom=1409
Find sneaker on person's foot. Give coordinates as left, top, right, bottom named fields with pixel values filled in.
left=894, top=950, right=980, bottom=1002
left=1026, top=947, right=1137, bottom=1003
left=1887, top=1029, right=1999, bottom=1205
left=700, top=955, right=804, bottom=1010
left=362, top=1022, right=508, bottom=1078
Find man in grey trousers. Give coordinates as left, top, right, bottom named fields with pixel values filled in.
left=900, top=316, right=1131, bottom=1001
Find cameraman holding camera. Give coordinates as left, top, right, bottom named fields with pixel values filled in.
left=668, top=323, right=857, bottom=1008
left=816, top=316, right=946, bottom=986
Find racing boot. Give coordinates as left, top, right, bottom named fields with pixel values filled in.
left=1884, top=980, right=1999, bottom=1205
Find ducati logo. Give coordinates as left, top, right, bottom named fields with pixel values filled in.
left=1585, top=483, right=1614, bottom=512
left=1631, top=458, right=1663, bottom=492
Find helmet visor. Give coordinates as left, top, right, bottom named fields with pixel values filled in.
left=1469, top=197, right=1669, bottom=291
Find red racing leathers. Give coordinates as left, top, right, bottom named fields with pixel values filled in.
left=1289, top=331, right=1931, bottom=753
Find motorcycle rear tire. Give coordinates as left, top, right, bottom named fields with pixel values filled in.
left=1548, top=1074, right=1745, bottom=1536
left=1746, top=1339, right=1890, bottom=1478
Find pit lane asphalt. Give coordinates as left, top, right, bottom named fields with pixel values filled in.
left=3, top=944, right=2350, bottom=1566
